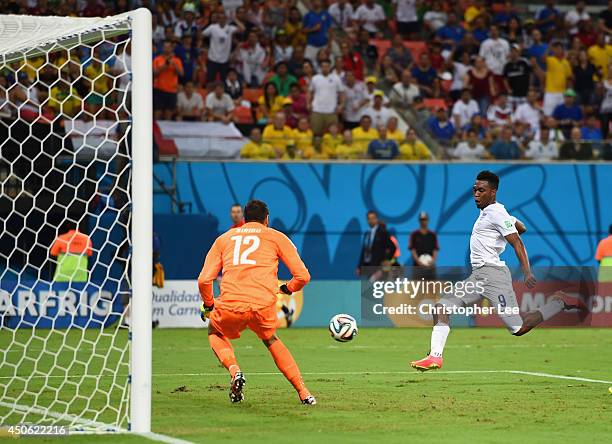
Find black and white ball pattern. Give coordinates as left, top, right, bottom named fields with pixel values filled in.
left=329, top=314, right=358, bottom=342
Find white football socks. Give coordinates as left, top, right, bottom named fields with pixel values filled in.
left=430, top=324, right=450, bottom=358
left=538, top=298, right=565, bottom=321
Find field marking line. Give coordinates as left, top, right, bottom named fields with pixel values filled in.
left=0, top=400, right=126, bottom=432
left=0, top=401, right=194, bottom=444
left=2, top=370, right=611, bottom=385
left=506, top=370, right=612, bottom=385
left=138, top=431, right=195, bottom=444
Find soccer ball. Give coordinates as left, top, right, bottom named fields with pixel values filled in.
left=328, top=314, right=358, bottom=342
left=418, top=254, right=433, bottom=266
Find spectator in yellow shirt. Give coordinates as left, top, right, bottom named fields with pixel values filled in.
left=588, top=34, right=612, bottom=80
left=262, top=112, right=295, bottom=157
left=336, top=130, right=364, bottom=159
left=321, top=122, right=342, bottom=158
left=241, top=128, right=276, bottom=159
left=292, top=117, right=315, bottom=158
left=464, top=0, right=486, bottom=30
left=533, top=42, right=573, bottom=116
left=399, top=129, right=433, bottom=160
left=352, top=115, right=380, bottom=152
left=257, top=82, right=285, bottom=124
left=386, top=117, right=405, bottom=145
left=49, top=69, right=82, bottom=118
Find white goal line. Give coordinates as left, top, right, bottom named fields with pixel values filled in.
left=1, top=370, right=610, bottom=385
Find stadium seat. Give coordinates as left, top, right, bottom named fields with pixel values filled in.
left=404, top=41, right=427, bottom=60
left=234, top=106, right=254, bottom=124
left=423, top=98, right=448, bottom=112
left=371, top=39, right=392, bottom=64
left=243, top=88, right=263, bottom=103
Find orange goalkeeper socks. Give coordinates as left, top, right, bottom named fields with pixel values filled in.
left=209, top=333, right=240, bottom=378
left=268, top=339, right=309, bottom=399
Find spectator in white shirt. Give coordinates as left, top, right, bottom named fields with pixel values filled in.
left=423, top=1, right=447, bottom=32
left=203, top=12, right=243, bottom=83
left=479, top=25, right=510, bottom=75
left=565, top=1, right=590, bottom=35
left=353, top=0, right=386, bottom=36
left=237, top=31, right=267, bottom=87
left=308, top=59, right=345, bottom=136
left=452, top=89, right=480, bottom=128
left=393, top=0, right=420, bottom=38
left=174, top=4, right=199, bottom=39
left=525, top=127, right=559, bottom=160
left=513, top=88, right=542, bottom=135
left=205, top=82, right=235, bottom=124
left=177, top=81, right=204, bottom=121
left=328, top=0, right=354, bottom=30
left=452, top=129, right=487, bottom=160
left=342, top=70, right=369, bottom=129
left=486, top=94, right=513, bottom=127
left=364, top=91, right=393, bottom=127
left=390, top=69, right=421, bottom=109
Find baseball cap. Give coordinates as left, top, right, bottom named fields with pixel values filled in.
left=373, top=90, right=384, bottom=98
left=563, top=88, right=577, bottom=97
left=182, top=3, right=197, bottom=14
left=419, top=211, right=428, bottom=220
left=365, top=75, right=377, bottom=84
left=511, top=43, right=521, bottom=51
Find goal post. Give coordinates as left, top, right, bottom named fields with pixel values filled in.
left=129, top=7, right=153, bottom=435
left=0, top=8, right=152, bottom=434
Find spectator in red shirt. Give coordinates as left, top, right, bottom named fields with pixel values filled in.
left=288, top=83, right=309, bottom=122
left=340, top=40, right=365, bottom=81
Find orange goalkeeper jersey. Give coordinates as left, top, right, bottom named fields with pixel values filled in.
left=198, top=222, right=310, bottom=311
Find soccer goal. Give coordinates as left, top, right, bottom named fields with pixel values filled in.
left=0, top=9, right=152, bottom=434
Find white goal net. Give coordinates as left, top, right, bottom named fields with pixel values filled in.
left=0, top=10, right=152, bottom=434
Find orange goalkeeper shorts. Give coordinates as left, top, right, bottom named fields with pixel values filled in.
left=209, top=304, right=277, bottom=340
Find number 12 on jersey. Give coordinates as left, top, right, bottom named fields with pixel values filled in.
left=230, top=235, right=260, bottom=265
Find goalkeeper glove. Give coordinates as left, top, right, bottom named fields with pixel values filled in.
left=200, top=302, right=214, bottom=322
left=279, top=284, right=292, bottom=295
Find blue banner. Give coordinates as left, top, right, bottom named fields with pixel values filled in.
left=0, top=281, right=124, bottom=329
left=153, top=162, right=612, bottom=281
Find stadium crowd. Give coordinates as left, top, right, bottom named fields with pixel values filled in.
left=0, top=0, right=611, bottom=160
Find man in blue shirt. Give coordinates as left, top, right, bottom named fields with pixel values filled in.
left=535, top=0, right=560, bottom=37
left=552, top=89, right=583, bottom=137
left=303, top=0, right=333, bottom=63
left=411, top=53, right=439, bottom=97
left=368, top=125, right=399, bottom=159
left=581, top=115, right=603, bottom=141
left=490, top=126, right=521, bottom=159
left=436, top=12, right=465, bottom=48
left=427, top=108, right=456, bottom=144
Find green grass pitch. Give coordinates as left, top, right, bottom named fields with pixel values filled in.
left=2, top=327, right=612, bottom=443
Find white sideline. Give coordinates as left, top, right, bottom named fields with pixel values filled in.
left=3, top=370, right=610, bottom=384
left=0, top=400, right=194, bottom=444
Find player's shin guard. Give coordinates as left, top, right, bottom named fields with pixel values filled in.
left=430, top=324, right=450, bottom=358
left=209, top=333, right=240, bottom=378
left=268, top=339, right=309, bottom=400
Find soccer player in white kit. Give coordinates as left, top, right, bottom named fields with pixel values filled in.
left=410, top=171, right=587, bottom=371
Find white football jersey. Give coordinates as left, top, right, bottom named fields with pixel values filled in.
left=470, top=202, right=517, bottom=267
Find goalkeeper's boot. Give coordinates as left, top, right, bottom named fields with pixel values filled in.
left=301, top=394, right=317, bottom=405
left=229, top=372, right=246, bottom=403
left=552, top=291, right=588, bottom=311
left=410, top=355, right=443, bottom=372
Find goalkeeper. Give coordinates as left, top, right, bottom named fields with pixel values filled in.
left=197, top=200, right=315, bottom=405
